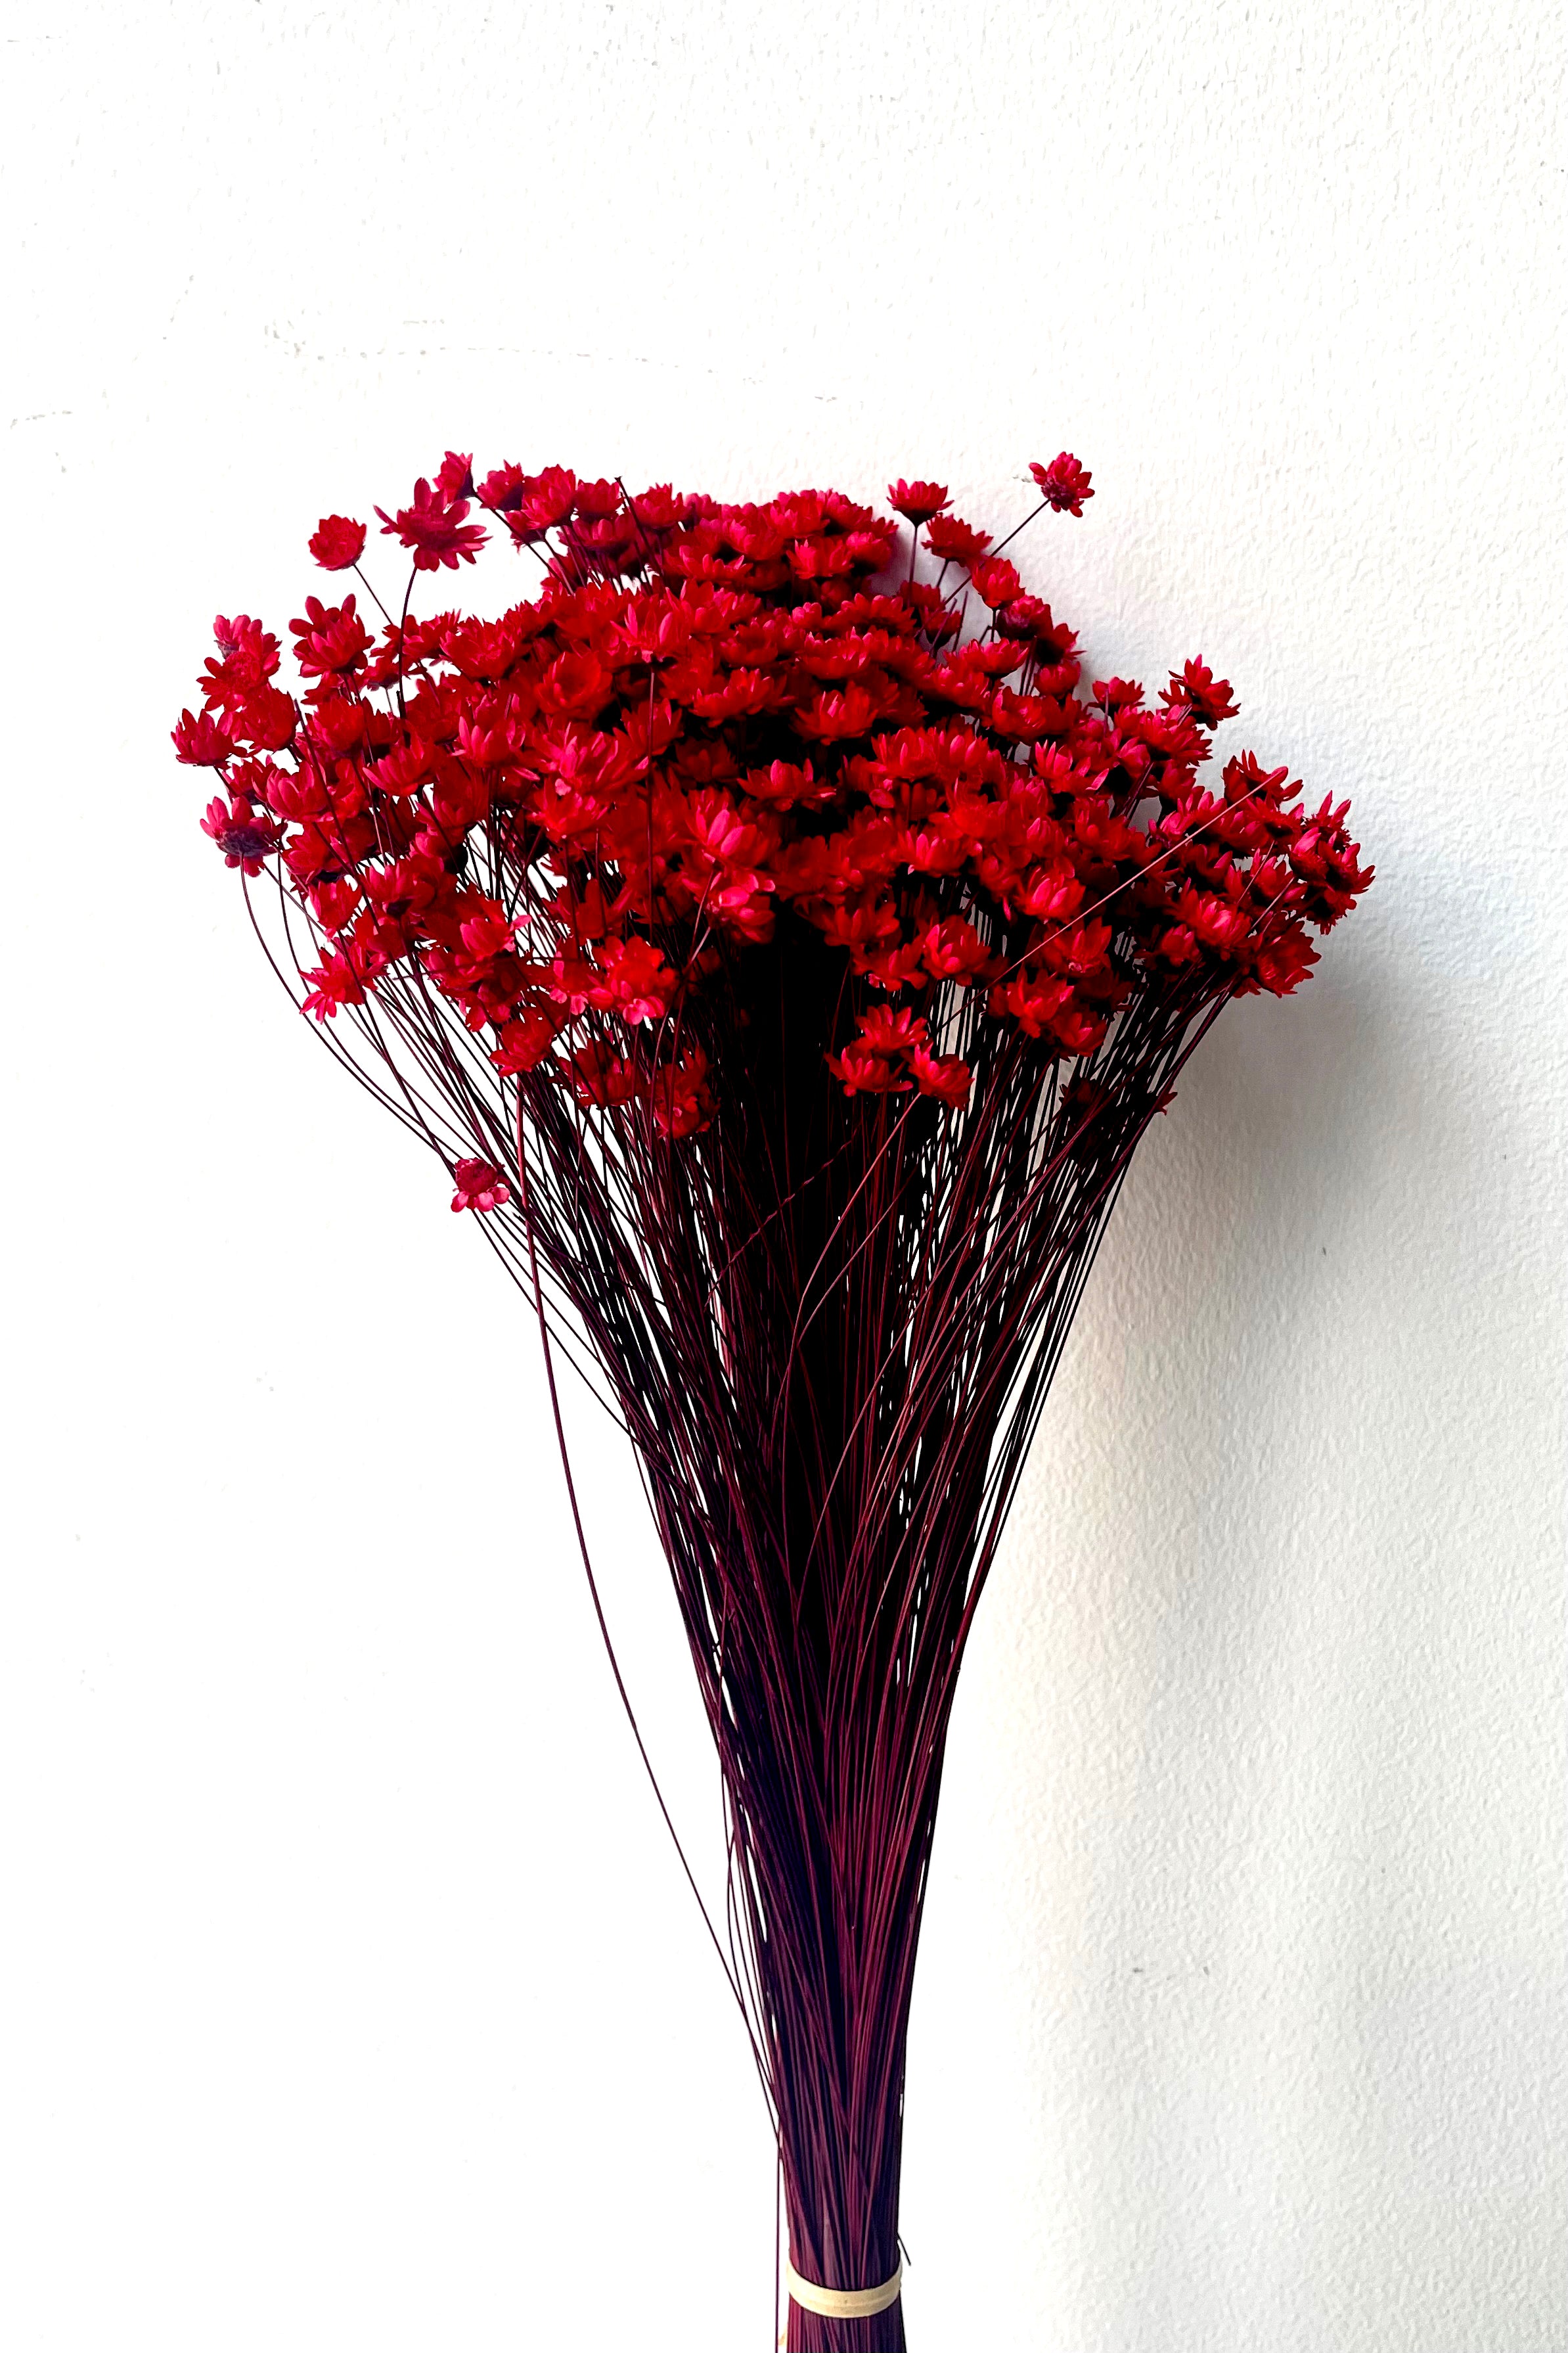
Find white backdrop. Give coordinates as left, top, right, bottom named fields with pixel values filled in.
left=3, top=5, right=1563, bottom=2349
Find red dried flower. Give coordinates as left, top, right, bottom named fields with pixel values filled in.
left=887, top=479, right=951, bottom=524
left=200, top=614, right=281, bottom=714
left=235, top=684, right=298, bottom=752
left=507, top=466, right=577, bottom=542
left=1163, top=657, right=1240, bottom=727
left=434, top=450, right=476, bottom=501
left=970, top=555, right=1023, bottom=610
left=309, top=515, right=368, bottom=571
left=491, top=1007, right=563, bottom=1073
left=200, top=792, right=279, bottom=875
left=171, top=706, right=236, bottom=765
left=449, top=1156, right=510, bottom=1212
left=924, top=514, right=993, bottom=565
left=1031, top=452, right=1095, bottom=516
left=593, top=935, right=677, bottom=1026
left=650, top=1049, right=711, bottom=1138
left=289, top=593, right=371, bottom=681
left=300, top=952, right=367, bottom=1021
left=375, top=477, right=489, bottom=571
left=908, top=1039, right=972, bottom=1107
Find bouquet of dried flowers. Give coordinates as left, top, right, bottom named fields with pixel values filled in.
left=179, top=450, right=1370, bottom=2348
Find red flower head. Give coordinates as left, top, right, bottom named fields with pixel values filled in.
left=172, top=706, right=236, bottom=766
left=652, top=1050, right=712, bottom=1139
left=1222, top=750, right=1293, bottom=805
left=288, top=594, right=371, bottom=681
left=200, top=792, right=279, bottom=876
left=202, top=613, right=281, bottom=712
left=924, top=514, right=993, bottom=566
left=908, top=1041, right=972, bottom=1108
left=375, top=478, right=489, bottom=572
left=593, top=935, right=678, bottom=1027
left=506, top=467, right=578, bottom=544
left=1030, top=453, right=1094, bottom=516
left=235, top=684, right=298, bottom=752
left=1163, top=658, right=1240, bottom=728
left=970, top=556, right=1023, bottom=611
left=827, top=1043, right=910, bottom=1095
left=450, top=1156, right=511, bottom=1214
left=491, top=1007, right=564, bottom=1074
left=478, top=462, right=527, bottom=513
left=308, top=515, right=368, bottom=571
left=300, top=952, right=369, bottom=1021
left=887, top=480, right=951, bottom=525
left=434, top=450, right=476, bottom=501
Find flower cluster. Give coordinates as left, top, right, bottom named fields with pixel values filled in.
left=178, top=454, right=1371, bottom=1159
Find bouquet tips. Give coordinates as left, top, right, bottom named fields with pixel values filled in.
left=179, top=451, right=1370, bottom=2348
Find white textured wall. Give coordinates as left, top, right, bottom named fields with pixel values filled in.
left=4, top=5, right=1563, bottom=2348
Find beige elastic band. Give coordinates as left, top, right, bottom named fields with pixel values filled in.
left=785, top=2254, right=903, bottom=2320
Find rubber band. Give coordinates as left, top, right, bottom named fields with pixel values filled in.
left=784, top=2254, right=903, bottom=2319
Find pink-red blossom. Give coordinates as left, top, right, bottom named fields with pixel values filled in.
left=887, top=480, right=951, bottom=524
left=1030, top=453, right=1094, bottom=516
left=172, top=707, right=236, bottom=765
left=309, top=515, right=368, bottom=570
left=376, top=477, right=489, bottom=571
left=200, top=792, right=279, bottom=875
left=450, top=1156, right=510, bottom=1212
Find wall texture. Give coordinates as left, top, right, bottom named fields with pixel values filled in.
left=4, top=5, right=1563, bottom=2349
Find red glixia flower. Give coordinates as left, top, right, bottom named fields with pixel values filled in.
left=200, top=792, right=279, bottom=875
left=450, top=1157, right=511, bottom=1212
left=172, top=706, right=236, bottom=765
left=924, top=514, right=993, bottom=566
left=376, top=477, right=489, bottom=571
left=183, top=450, right=1372, bottom=1154
left=1031, top=453, right=1094, bottom=516
left=887, top=480, right=951, bottom=524
left=909, top=1040, right=972, bottom=1107
left=434, top=451, right=476, bottom=501
left=1163, top=658, right=1239, bottom=727
left=300, top=952, right=367, bottom=1020
left=593, top=936, right=678, bottom=1026
left=309, top=515, right=368, bottom=570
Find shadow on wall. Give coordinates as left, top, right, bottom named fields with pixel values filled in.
left=1057, top=966, right=1395, bottom=2346
left=910, top=913, right=1546, bottom=2348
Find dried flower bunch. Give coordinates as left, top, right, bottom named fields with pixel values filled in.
left=179, top=452, right=1370, bottom=2349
